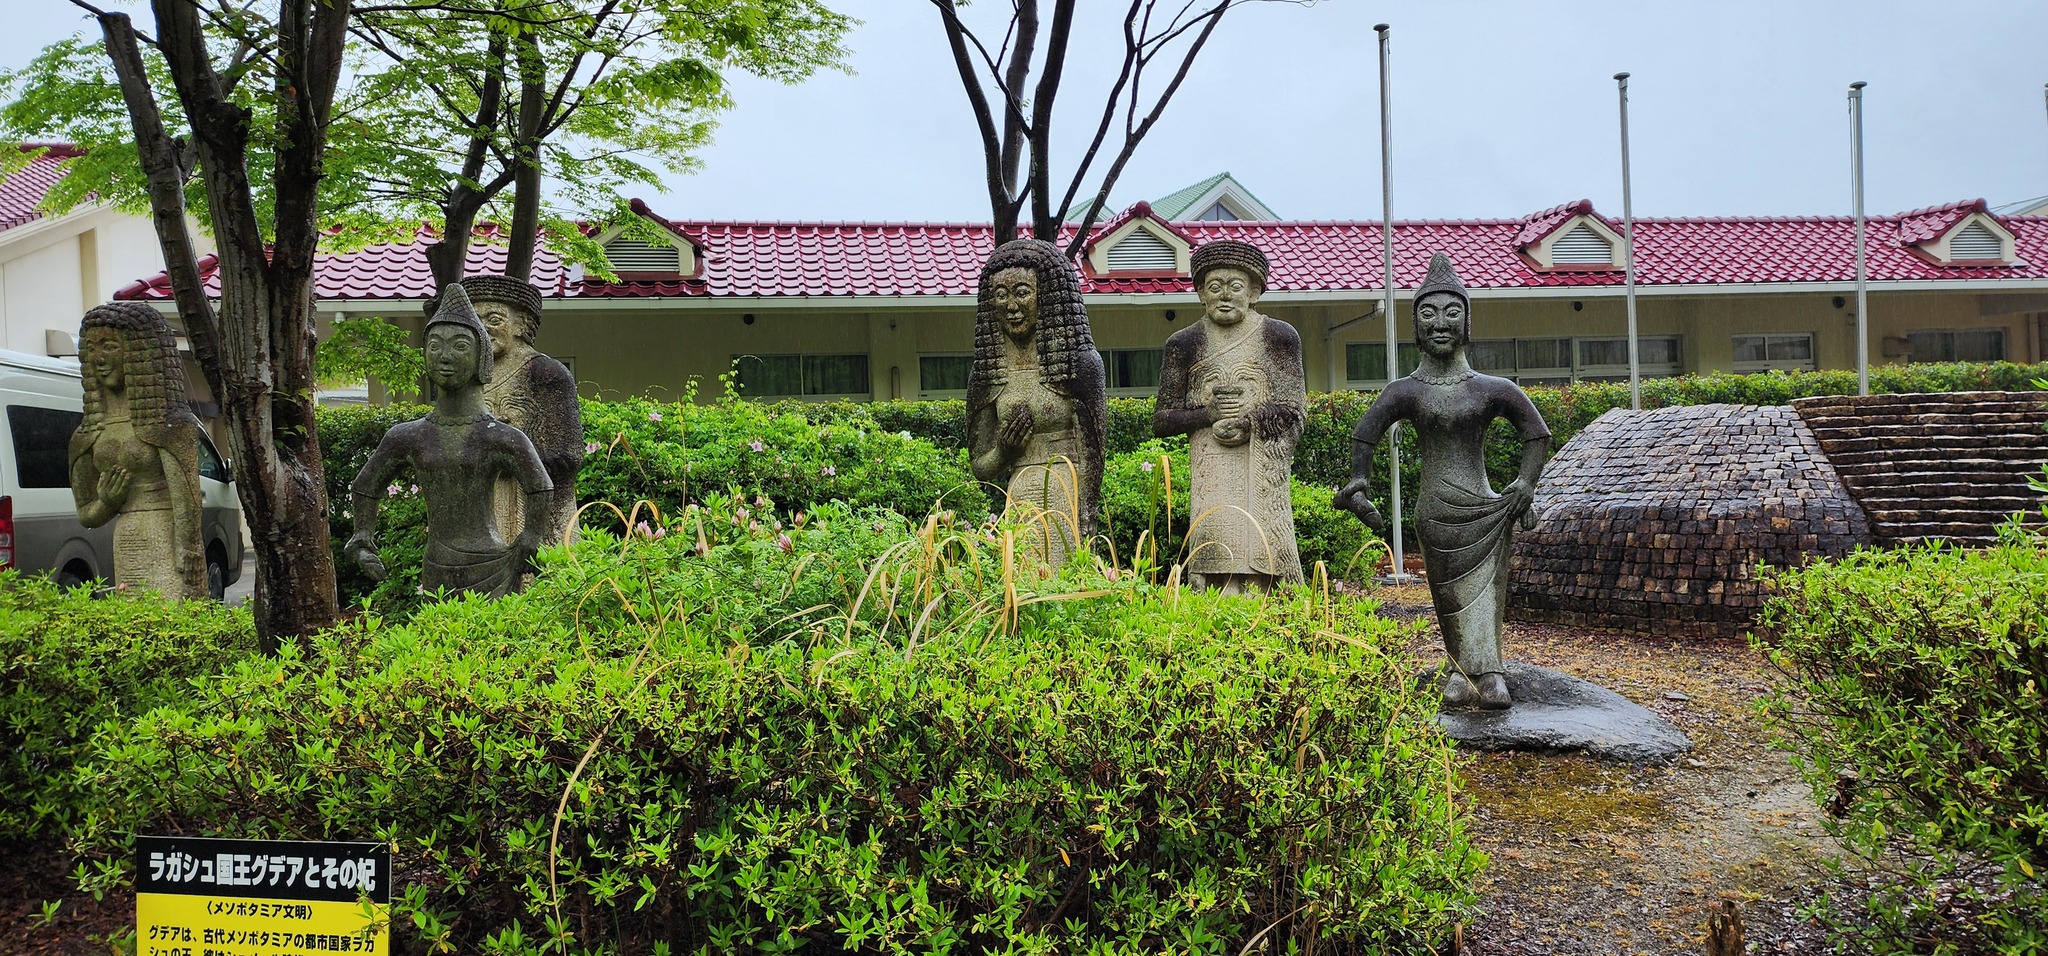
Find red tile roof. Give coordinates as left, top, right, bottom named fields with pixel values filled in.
left=1513, top=199, right=1604, bottom=248
left=1896, top=199, right=1989, bottom=247
left=114, top=198, right=2048, bottom=303
left=0, top=144, right=85, bottom=232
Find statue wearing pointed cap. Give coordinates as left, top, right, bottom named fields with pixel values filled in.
left=1335, top=254, right=1552, bottom=709
left=1153, top=239, right=1306, bottom=592
left=346, top=284, right=554, bottom=598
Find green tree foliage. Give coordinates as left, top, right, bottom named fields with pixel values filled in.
left=314, top=316, right=424, bottom=399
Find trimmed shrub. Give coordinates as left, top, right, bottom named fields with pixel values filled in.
left=69, top=498, right=1479, bottom=954
left=319, top=397, right=984, bottom=613
left=1756, top=539, right=2048, bottom=953
left=0, top=572, right=255, bottom=842
left=1099, top=442, right=1381, bottom=581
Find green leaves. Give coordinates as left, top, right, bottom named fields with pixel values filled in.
left=1757, top=537, right=2048, bottom=952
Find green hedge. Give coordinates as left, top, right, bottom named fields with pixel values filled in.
left=1756, top=534, right=2048, bottom=953
left=0, top=571, right=256, bottom=842
left=1098, top=441, right=1381, bottom=579
left=68, top=497, right=1480, bottom=954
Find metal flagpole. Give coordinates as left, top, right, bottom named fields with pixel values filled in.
left=1376, top=22, right=1411, bottom=584
left=1850, top=81, right=1870, bottom=396
left=1616, top=73, right=1640, bottom=410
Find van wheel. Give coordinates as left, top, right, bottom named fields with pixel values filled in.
left=56, top=561, right=93, bottom=591
left=206, top=545, right=229, bottom=602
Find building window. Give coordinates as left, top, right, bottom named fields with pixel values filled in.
left=1575, top=336, right=1681, bottom=381
left=1907, top=329, right=2005, bottom=363
left=731, top=353, right=870, bottom=399
left=1103, top=348, right=1164, bottom=393
left=1344, top=342, right=1421, bottom=388
left=918, top=354, right=972, bottom=399
left=1732, top=333, right=1815, bottom=373
left=1465, top=337, right=1574, bottom=385
left=1194, top=202, right=1238, bottom=221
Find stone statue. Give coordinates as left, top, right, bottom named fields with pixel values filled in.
left=1153, top=240, right=1306, bottom=592
left=347, top=284, right=553, bottom=598
left=1335, top=254, right=1552, bottom=709
left=68, top=302, right=207, bottom=599
left=427, top=276, right=583, bottom=548
left=967, top=238, right=1107, bottom=568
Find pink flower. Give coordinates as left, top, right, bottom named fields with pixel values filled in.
left=585, top=441, right=601, bottom=454
left=776, top=533, right=794, bottom=554
left=408, top=484, right=420, bottom=496
left=386, top=482, right=403, bottom=496
left=821, top=464, right=836, bottom=477
left=648, top=410, right=663, bottom=422
left=1140, top=461, right=1155, bottom=473
left=748, top=439, right=764, bottom=453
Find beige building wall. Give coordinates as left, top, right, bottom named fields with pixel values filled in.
left=335, top=283, right=2048, bottom=406
left=0, top=206, right=189, bottom=357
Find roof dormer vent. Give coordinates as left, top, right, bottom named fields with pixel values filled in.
left=1550, top=223, right=1614, bottom=265
left=604, top=236, right=683, bottom=274
left=1107, top=230, right=1179, bottom=272
left=1948, top=221, right=2003, bottom=261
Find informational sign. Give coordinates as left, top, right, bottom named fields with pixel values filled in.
left=135, top=835, right=390, bottom=956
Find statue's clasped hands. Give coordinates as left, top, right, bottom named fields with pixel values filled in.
left=1210, top=388, right=1251, bottom=447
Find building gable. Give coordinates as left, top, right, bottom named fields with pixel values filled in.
left=1082, top=202, right=1193, bottom=278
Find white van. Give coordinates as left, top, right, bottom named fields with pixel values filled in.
left=0, top=348, right=245, bottom=599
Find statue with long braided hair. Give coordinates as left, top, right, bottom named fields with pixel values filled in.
left=68, top=302, right=207, bottom=598
left=966, top=239, right=1107, bottom=568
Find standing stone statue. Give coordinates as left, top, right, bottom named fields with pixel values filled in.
left=1153, top=240, right=1306, bottom=592
left=347, top=284, right=553, bottom=598
left=1335, top=254, right=1552, bottom=709
left=68, top=302, right=206, bottom=599
left=967, top=238, right=1107, bottom=568
left=427, top=276, right=583, bottom=547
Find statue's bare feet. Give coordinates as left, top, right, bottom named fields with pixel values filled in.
left=1441, top=671, right=1479, bottom=709
left=1475, top=672, right=1512, bottom=709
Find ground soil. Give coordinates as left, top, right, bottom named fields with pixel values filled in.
left=1371, top=583, right=1853, bottom=955
left=3, top=584, right=1857, bottom=955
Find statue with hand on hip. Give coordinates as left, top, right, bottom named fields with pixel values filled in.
left=1335, top=254, right=1551, bottom=709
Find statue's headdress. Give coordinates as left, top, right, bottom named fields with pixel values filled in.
left=426, top=282, right=494, bottom=384
left=1190, top=240, right=1270, bottom=292
left=75, top=301, right=197, bottom=446
left=1413, top=253, right=1470, bottom=311
left=427, top=275, right=544, bottom=335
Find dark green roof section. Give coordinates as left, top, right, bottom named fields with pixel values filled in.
left=1063, top=171, right=1278, bottom=223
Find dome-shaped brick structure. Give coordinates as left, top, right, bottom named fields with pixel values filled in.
left=1509, top=403, right=1872, bottom=637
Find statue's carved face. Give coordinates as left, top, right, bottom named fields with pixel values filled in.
left=1199, top=266, right=1258, bottom=327
left=1414, top=291, right=1468, bottom=359
left=475, top=301, right=534, bottom=361
left=991, top=267, right=1038, bottom=343
left=425, top=324, right=482, bottom=390
left=82, top=327, right=125, bottom=391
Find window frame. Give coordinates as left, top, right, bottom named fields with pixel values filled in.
left=729, top=352, right=873, bottom=401
left=917, top=353, right=973, bottom=400
left=1731, top=332, right=1816, bottom=374
left=1905, top=327, right=2006, bottom=364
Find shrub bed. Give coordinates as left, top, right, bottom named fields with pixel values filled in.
left=0, top=572, right=255, bottom=843
left=1756, top=534, right=2048, bottom=953
left=68, top=498, right=1479, bottom=954
left=1099, top=441, right=1381, bottom=579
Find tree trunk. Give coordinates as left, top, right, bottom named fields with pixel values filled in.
left=505, top=34, right=545, bottom=282
left=104, top=0, right=345, bottom=649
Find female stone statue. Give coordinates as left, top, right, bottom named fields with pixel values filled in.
left=1335, top=254, right=1551, bottom=709
left=429, top=276, right=583, bottom=547
left=1153, top=240, right=1306, bottom=592
left=967, top=238, right=1107, bottom=568
left=346, top=284, right=552, bottom=598
left=68, top=302, right=206, bottom=598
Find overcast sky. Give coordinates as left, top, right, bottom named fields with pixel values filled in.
left=8, top=0, right=2046, bottom=223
